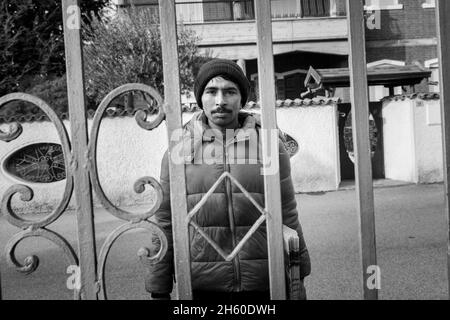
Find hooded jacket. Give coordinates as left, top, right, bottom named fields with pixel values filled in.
left=146, top=111, right=311, bottom=295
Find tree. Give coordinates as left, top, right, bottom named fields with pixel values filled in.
left=0, top=0, right=108, bottom=96
left=82, top=7, right=211, bottom=107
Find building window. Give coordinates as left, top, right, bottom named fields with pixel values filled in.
left=364, top=0, right=403, bottom=10
left=422, top=0, right=435, bottom=8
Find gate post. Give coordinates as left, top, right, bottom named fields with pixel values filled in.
left=435, top=0, right=450, bottom=299
left=346, top=0, right=378, bottom=300
left=255, top=0, right=287, bottom=300
left=62, top=0, right=98, bottom=300
left=159, top=0, right=193, bottom=300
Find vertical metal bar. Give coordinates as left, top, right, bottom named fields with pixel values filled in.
left=159, top=0, right=193, bottom=300
left=62, top=0, right=98, bottom=300
left=435, top=0, right=450, bottom=299
left=255, top=0, right=287, bottom=300
left=346, top=0, right=378, bottom=300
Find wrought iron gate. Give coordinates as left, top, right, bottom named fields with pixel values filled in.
left=0, top=0, right=449, bottom=300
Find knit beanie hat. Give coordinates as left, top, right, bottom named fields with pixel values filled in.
left=194, top=59, right=250, bottom=109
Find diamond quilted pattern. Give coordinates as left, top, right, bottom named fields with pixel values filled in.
left=186, top=171, right=268, bottom=261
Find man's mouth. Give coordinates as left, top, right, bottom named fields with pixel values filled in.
left=213, top=108, right=231, bottom=115
left=213, top=112, right=230, bottom=118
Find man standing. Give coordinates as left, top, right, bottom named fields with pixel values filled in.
left=146, top=59, right=310, bottom=301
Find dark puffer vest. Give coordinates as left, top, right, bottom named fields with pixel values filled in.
left=146, top=111, right=311, bottom=294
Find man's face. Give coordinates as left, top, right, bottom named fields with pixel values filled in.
left=201, top=76, right=242, bottom=131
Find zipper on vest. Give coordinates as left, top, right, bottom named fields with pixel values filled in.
left=223, top=135, right=241, bottom=292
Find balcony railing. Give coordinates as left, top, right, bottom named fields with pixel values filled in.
left=119, top=0, right=347, bottom=24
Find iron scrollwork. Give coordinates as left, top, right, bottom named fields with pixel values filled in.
left=0, top=122, right=23, bottom=143
left=88, top=83, right=168, bottom=299
left=0, top=84, right=169, bottom=300
left=0, top=93, right=79, bottom=299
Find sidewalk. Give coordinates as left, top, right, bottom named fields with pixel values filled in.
left=338, top=179, right=415, bottom=191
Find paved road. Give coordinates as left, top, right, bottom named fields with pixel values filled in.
left=0, top=183, right=448, bottom=300
left=301, top=183, right=448, bottom=300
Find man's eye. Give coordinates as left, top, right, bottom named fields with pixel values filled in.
left=205, top=89, right=216, bottom=94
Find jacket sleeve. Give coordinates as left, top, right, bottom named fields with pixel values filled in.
left=145, top=151, right=174, bottom=294
left=278, top=140, right=311, bottom=279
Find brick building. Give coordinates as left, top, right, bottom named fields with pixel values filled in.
left=365, top=0, right=439, bottom=96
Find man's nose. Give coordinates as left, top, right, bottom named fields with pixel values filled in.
left=215, top=91, right=225, bottom=106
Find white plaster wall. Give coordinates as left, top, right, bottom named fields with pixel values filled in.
left=0, top=108, right=339, bottom=213
left=94, top=112, right=195, bottom=209
left=274, top=105, right=340, bottom=192
left=413, top=99, right=444, bottom=183
left=91, top=116, right=167, bottom=209
left=382, top=99, right=417, bottom=182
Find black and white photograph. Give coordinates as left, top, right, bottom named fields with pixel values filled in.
left=0, top=0, right=449, bottom=307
